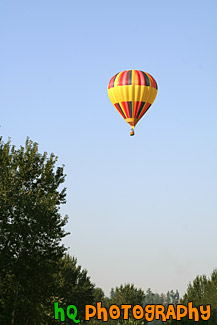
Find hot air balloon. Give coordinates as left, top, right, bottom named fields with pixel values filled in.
left=108, top=70, right=158, bottom=136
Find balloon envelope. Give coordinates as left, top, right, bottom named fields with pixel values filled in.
left=108, top=70, right=158, bottom=130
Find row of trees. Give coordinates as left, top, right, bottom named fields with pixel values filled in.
left=0, top=137, right=216, bottom=324
left=91, top=285, right=180, bottom=324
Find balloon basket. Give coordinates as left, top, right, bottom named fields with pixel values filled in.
left=130, top=129, right=135, bottom=136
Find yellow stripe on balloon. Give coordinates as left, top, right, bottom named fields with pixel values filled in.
left=108, top=85, right=157, bottom=105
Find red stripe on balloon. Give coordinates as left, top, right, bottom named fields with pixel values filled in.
left=121, top=101, right=130, bottom=118
left=108, top=73, right=118, bottom=89
left=114, top=103, right=126, bottom=119
left=133, top=70, right=140, bottom=86
left=147, top=73, right=158, bottom=89
left=138, top=103, right=151, bottom=119
left=134, top=101, right=142, bottom=117
left=137, top=71, right=145, bottom=85
left=117, top=71, right=125, bottom=86
left=118, top=71, right=129, bottom=86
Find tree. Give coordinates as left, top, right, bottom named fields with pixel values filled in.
left=57, top=254, right=95, bottom=322
left=110, top=283, right=145, bottom=306
left=144, top=288, right=155, bottom=305
left=109, top=284, right=145, bottom=324
left=0, top=137, right=69, bottom=324
left=181, top=269, right=217, bottom=324
left=167, top=269, right=217, bottom=324
left=93, top=287, right=106, bottom=303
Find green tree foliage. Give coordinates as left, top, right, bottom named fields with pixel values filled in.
left=93, top=287, right=106, bottom=303
left=108, top=284, right=145, bottom=324
left=56, top=254, right=94, bottom=322
left=110, top=283, right=145, bottom=306
left=0, top=137, right=69, bottom=324
left=87, top=284, right=181, bottom=325
left=164, top=290, right=179, bottom=306
left=167, top=269, right=217, bottom=324
left=144, top=288, right=155, bottom=305
left=143, top=289, right=179, bottom=325
left=182, top=271, right=217, bottom=306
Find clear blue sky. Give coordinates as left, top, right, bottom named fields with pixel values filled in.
left=1, top=0, right=217, bottom=296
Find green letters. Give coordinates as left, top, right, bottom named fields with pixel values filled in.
left=54, top=302, right=65, bottom=322
left=54, top=302, right=80, bottom=323
left=67, top=305, right=80, bottom=323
